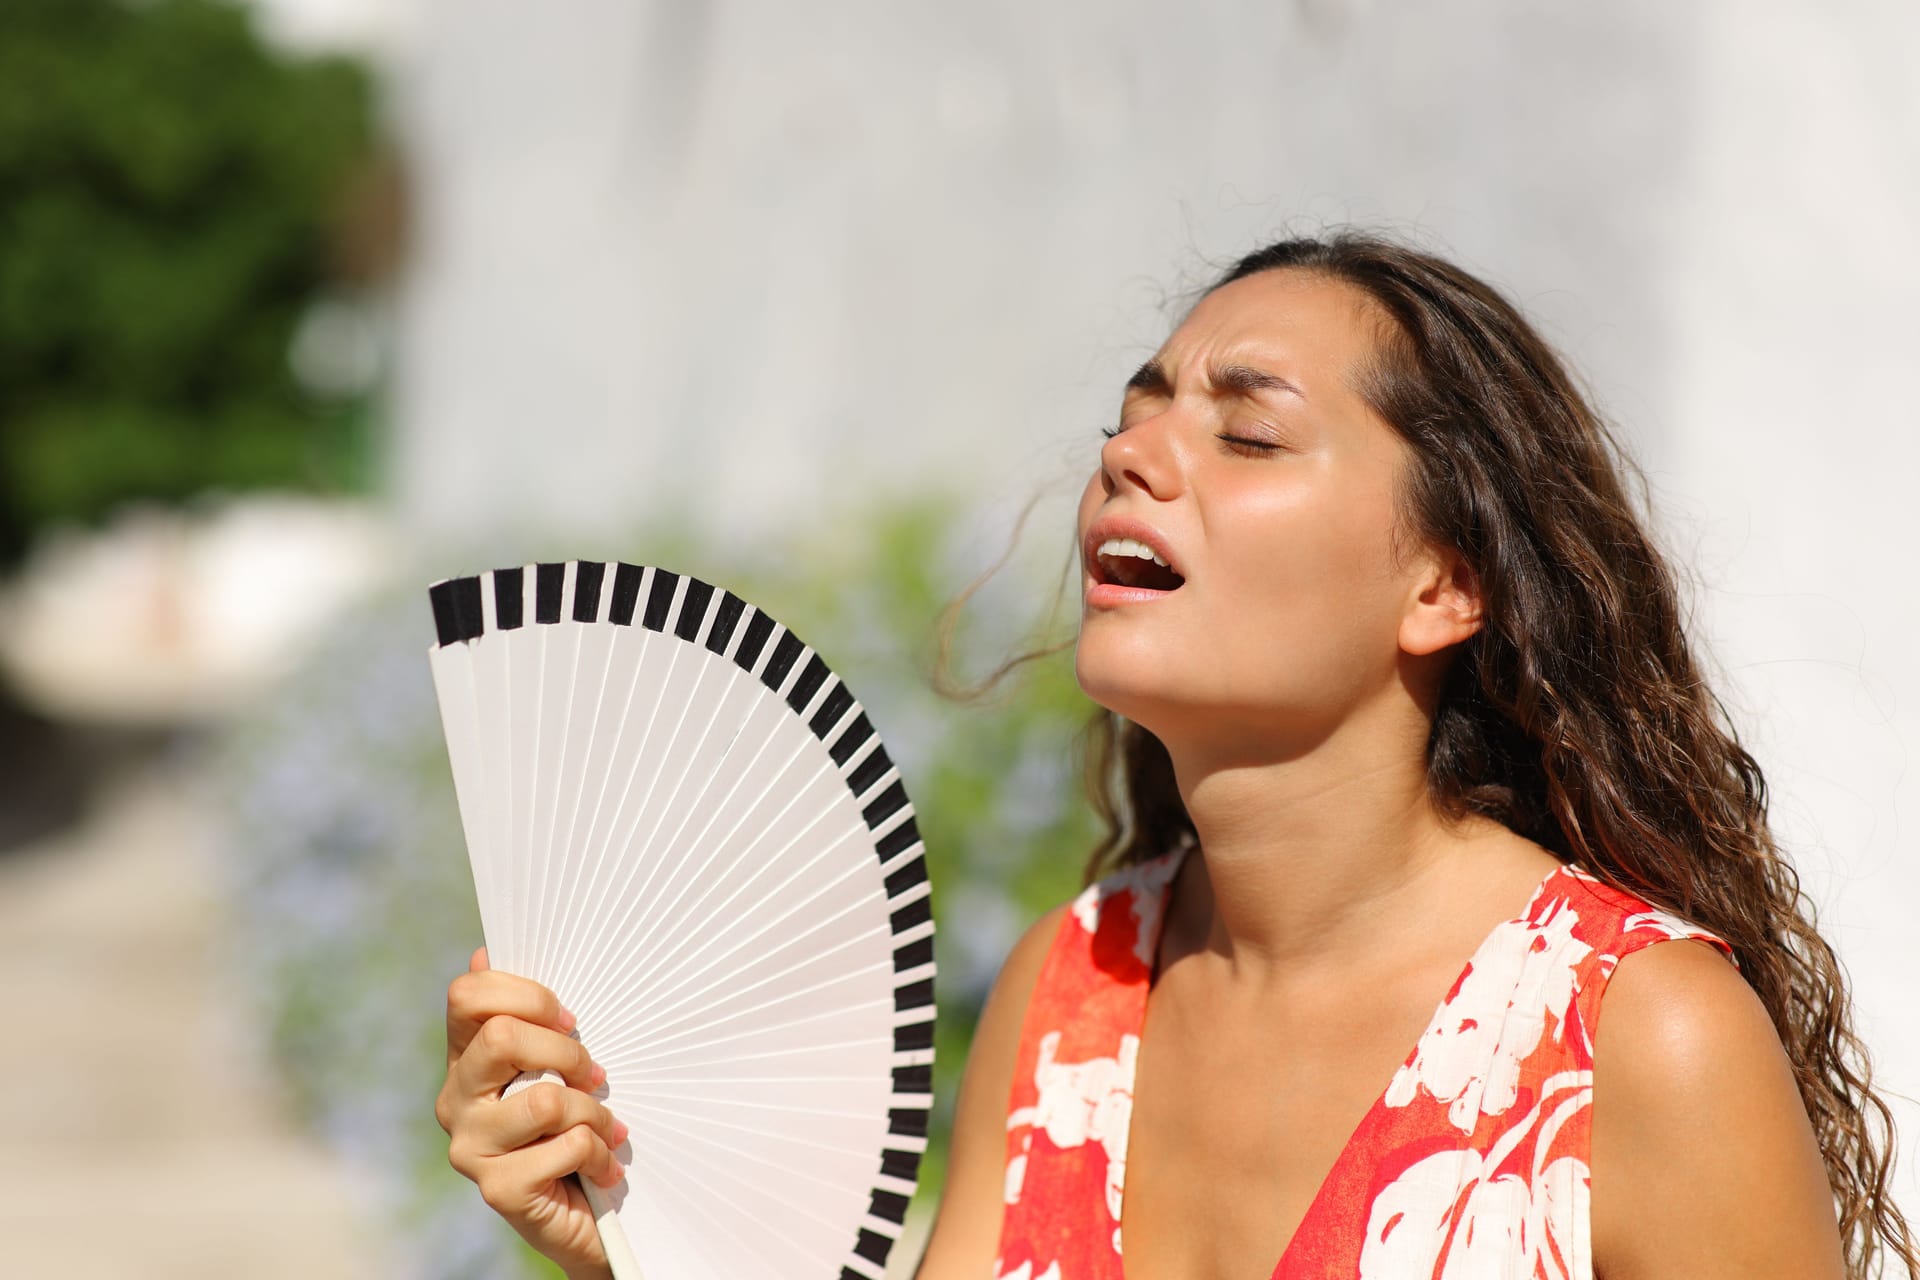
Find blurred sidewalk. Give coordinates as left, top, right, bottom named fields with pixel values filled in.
left=0, top=756, right=395, bottom=1277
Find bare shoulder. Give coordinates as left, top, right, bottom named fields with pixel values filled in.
left=960, top=900, right=1072, bottom=1102
left=1590, top=937, right=1845, bottom=1280
left=911, top=901, right=1070, bottom=1280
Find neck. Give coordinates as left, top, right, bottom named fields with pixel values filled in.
left=1155, top=693, right=1495, bottom=981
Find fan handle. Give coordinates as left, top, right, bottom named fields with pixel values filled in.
left=503, top=1068, right=646, bottom=1280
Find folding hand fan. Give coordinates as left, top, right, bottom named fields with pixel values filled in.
left=426, top=560, right=935, bottom=1280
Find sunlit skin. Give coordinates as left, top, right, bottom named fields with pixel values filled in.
left=1070, top=267, right=1575, bottom=1274
left=1072, top=269, right=1537, bottom=983
left=438, top=265, right=1846, bottom=1280
left=914, top=267, right=1845, bottom=1279
left=1076, top=268, right=1462, bottom=772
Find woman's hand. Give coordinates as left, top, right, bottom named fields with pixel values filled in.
left=436, top=946, right=626, bottom=1280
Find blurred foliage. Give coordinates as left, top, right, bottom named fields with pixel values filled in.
left=0, top=0, right=380, bottom=567
left=218, top=498, right=1102, bottom=1277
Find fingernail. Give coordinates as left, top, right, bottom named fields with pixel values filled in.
left=591, top=1062, right=607, bottom=1086
left=611, top=1121, right=630, bottom=1145
left=611, top=1160, right=626, bottom=1184
left=558, top=1007, right=577, bottom=1032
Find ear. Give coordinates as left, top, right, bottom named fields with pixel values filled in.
left=1400, top=546, right=1484, bottom=657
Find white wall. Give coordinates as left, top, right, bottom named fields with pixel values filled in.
left=1658, top=0, right=1920, bottom=1220
left=384, top=1, right=1704, bottom=546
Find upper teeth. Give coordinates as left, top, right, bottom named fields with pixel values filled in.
left=1098, top=537, right=1169, bottom=568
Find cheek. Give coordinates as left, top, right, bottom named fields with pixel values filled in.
left=1074, top=472, right=1112, bottom=572
left=1212, top=475, right=1404, bottom=644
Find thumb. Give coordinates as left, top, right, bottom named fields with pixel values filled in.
left=470, top=945, right=490, bottom=973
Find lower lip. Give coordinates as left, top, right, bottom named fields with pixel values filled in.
left=1086, top=582, right=1180, bottom=608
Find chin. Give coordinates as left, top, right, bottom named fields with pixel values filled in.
left=1073, top=643, right=1179, bottom=728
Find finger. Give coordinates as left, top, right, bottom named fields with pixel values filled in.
left=470, top=946, right=489, bottom=973
left=446, top=969, right=575, bottom=1064
left=477, top=1125, right=625, bottom=1215
left=472, top=1081, right=628, bottom=1159
left=454, top=1014, right=601, bottom=1099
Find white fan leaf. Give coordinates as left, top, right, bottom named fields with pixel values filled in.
left=428, top=560, right=934, bottom=1280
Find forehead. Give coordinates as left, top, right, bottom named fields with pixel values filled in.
left=1155, top=268, right=1387, bottom=399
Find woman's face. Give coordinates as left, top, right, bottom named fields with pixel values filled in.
left=1074, top=267, right=1464, bottom=754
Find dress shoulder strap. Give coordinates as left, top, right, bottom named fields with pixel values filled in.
left=993, top=847, right=1187, bottom=1280
left=1556, top=863, right=1739, bottom=1071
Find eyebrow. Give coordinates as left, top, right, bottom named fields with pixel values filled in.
left=1125, top=358, right=1306, bottom=402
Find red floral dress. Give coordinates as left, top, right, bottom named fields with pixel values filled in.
left=992, top=843, right=1737, bottom=1280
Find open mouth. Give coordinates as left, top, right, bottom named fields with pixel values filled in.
left=1094, top=539, right=1186, bottom=592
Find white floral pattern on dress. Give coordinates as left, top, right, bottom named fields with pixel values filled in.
left=1566, top=866, right=1742, bottom=972
left=995, top=1262, right=1063, bottom=1280
left=1361, top=1071, right=1593, bottom=1280
left=1069, top=844, right=1187, bottom=967
left=1003, top=1149, right=1030, bottom=1205
left=1383, top=894, right=1594, bottom=1133
left=1623, top=907, right=1716, bottom=944
left=1005, top=1029, right=1140, bottom=1224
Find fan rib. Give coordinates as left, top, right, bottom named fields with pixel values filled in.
left=641, top=568, right=679, bottom=632
left=885, top=856, right=928, bottom=898
left=875, top=817, right=922, bottom=866
left=829, top=712, right=874, bottom=765
left=511, top=577, right=556, bottom=970
left=892, top=935, right=934, bottom=974
left=492, top=566, right=524, bottom=630
left=623, top=1133, right=825, bottom=1274
left=602, top=988, right=890, bottom=1067
left=543, top=588, right=666, bottom=992
left=893, top=1018, right=935, bottom=1055
left=608, top=862, right=882, bottom=1048
left=732, top=609, right=776, bottom=671
left=628, top=1089, right=880, bottom=1124
left=760, top=630, right=806, bottom=693
left=600, top=721, right=846, bottom=996
left=705, top=590, right=747, bottom=655
left=595, top=954, right=889, bottom=1061
left=674, top=578, right=716, bottom=643
left=583, top=690, right=825, bottom=1013
left=604, top=887, right=884, bottom=1053
left=608, top=561, right=644, bottom=625
left=601, top=1030, right=892, bottom=1076
left=610, top=770, right=874, bottom=1003
left=844, top=740, right=893, bottom=799
left=629, top=1099, right=893, bottom=1194
left=584, top=580, right=738, bottom=948
left=572, top=560, right=607, bottom=622
left=554, top=583, right=713, bottom=992
left=614, top=930, right=887, bottom=1062
left=808, top=680, right=856, bottom=738
left=620, top=1071, right=876, bottom=1087
left=472, top=572, right=520, bottom=971
left=540, top=559, right=603, bottom=979
left=561, top=611, right=727, bottom=1008
left=879, top=1147, right=923, bottom=1182
left=627, top=1107, right=864, bottom=1268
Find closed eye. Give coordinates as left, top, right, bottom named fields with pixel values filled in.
left=1102, top=426, right=1281, bottom=451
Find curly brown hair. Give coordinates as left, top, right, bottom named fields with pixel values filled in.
left=937, top=229, right=1915, bottom=1277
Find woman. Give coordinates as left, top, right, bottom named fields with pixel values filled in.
left=436, top=231, right=1915, bottom=1278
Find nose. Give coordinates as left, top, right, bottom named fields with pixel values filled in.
left=1098, top=410, right=1184, bottom=501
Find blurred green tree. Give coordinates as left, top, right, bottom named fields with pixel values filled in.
left=0, top=0, right=380, bottom=567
